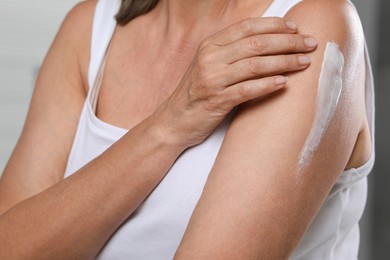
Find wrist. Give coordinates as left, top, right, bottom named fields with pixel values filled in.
left=145, top=105, right=190, bottom=154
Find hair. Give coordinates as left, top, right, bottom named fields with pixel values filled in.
left=116, top=0, right=160, bottom=25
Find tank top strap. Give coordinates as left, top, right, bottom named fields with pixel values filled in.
left=88, top=0, right=121, bottom=91
left=263, top=0, right=302, bottom=17
left=87, top=0, right=121, bottom=113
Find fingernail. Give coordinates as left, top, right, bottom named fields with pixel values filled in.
left=304, top=37, right=317, bottom=48
left=275, top=76, right=288, bottom=85
left=298, top=55, right=311, bottom=65
left=287, top=21, right=297, bottom=30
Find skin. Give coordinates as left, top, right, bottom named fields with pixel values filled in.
left=175, top=0, right=371, bottom=259
left=0, top=0, right=370, bottom=259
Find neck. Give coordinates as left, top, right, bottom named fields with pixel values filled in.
left=138, top=0, right=272, bottom=53
left=171, top=0, right=234, bottom=19
left=163, top=0, right=232, bottom=28
left=150, top=0, right=264, bottom=41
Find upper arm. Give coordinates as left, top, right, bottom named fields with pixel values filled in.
left=176, top=0, right=367, bottom=258
left=0, top=0, right=96, bottom=214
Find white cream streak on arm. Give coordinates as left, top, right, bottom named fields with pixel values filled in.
left=297, top=42, right=344, bottom=172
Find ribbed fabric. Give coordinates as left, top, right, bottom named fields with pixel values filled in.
left=64, top=0, right=375, bottom=259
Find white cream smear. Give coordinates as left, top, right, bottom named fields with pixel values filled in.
left=297, top=42, right=345, bottom=172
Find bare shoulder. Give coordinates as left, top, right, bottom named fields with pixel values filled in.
left=54, top=0, right=98, bottom=92
left=286, top=0, right=364, bottom=48
left=283, top=0, right=366, bottom=97
left=288, top=0, right=360, bottom=19
left=62, top=0, right=97, bottom=35
left=218, top=0, right=368, bottom=175
left=57, top=0, right=97, bottom=48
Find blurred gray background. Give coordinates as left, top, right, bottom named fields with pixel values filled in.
left=0, top=0, right=388, bottom=259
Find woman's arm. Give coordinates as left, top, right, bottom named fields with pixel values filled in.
left=0, top=1, right=317, bottom=258
left=0, top=2, right=186, bottom=259
left=175, top=0, right=369, bottom=259
left=0, top=1, right=94, bottom=215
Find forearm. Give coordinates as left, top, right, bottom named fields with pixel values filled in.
left=0, top=113, right=185, bottom=260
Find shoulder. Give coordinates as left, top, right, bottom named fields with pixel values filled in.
left=65, top=0, right=98, bottom=24
left=285, top=0, right=364, bottom=50
left=281, top=0, right=366, bottom=104
left=224, top=0, right=367, bottom=169
left=287, top=0, right=359, bottom=20
left=59, top=0, right=97, bottom=40
left=283, top=0, right=366, bottom=118
left=53, top=0, right=98, bottom=93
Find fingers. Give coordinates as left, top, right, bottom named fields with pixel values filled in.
left=221, top=34, right=317, bottom=64
left=213, top=76, right=288, bottom=109
left=207, top=17, right=298, bottom=46
left=216, top=54, right=310, bottom=87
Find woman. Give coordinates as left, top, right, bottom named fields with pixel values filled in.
left=0, top=0, right=374, bottom=259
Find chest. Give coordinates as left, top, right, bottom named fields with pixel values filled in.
left=89, top=1, right=274, bottom=131
left=94, top=35, right=197, bottom=130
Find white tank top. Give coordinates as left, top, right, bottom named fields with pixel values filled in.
left=64, top=0, right=375, bottom=259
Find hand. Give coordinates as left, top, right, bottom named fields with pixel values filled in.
left=155, top=17, right=317, bottom=148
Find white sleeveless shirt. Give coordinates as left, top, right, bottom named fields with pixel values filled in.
left=64, top=0, right=375, bottom=259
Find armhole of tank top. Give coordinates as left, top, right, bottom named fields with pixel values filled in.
left=363, top=41, right=376, bottom=166
left=336, top=40, right=376, bottom=178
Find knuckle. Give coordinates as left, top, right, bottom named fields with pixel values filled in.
left=247, top=59, right=262, bottom=76
left=198, top=70, right=219, bottom=94
left=198, top=71, right=212, bottom=88
left=197, top=51, right=214, bottom=70
left=248, top=36, right=266, bottom=52
left=238, top=18, right=255, bottom=35
left=287, top=36, right=299, bottom=50
left=281, top=56, right=292, bottom=71
left=270, top=17, right=285, bottom=31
